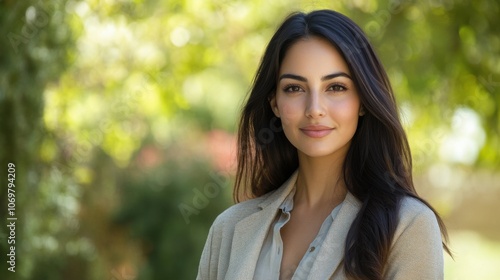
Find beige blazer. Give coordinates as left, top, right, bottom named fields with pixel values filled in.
left=197, top=171, right=444, bottom=280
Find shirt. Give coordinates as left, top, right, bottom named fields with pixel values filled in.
left=254, top=187, right=343, bottom=280
left=197, top=170, right=445, bottom=280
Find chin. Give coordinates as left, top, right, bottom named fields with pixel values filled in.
left=299, top=148, right=341, bottom=158
left=296, top=142, right=351, bottom=159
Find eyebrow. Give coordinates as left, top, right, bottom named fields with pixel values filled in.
left=278, top=72, right=352, bottom=82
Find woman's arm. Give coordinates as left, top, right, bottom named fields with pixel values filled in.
left=197, top=226, right=212, bottom=279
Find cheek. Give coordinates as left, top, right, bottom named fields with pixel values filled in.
left=277, top=100, right=301, bottom=125
left=330, top=96, right=360, bottom=120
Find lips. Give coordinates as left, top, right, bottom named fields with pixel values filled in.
left=300, top=125, right=334, bottom=138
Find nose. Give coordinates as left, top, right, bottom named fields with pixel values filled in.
left=305, top=90, right=326, bottom=118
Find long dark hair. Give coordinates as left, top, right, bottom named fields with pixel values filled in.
left=235, top=9, right=450, bottom=279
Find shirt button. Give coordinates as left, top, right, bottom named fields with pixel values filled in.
left=309, top=246, right=315, bottom=252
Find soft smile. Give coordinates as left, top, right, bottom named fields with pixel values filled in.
left=300, top=125, right=334, bottom=138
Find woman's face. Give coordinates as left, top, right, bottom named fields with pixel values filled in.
left=270, top=36, right=362, bottom=159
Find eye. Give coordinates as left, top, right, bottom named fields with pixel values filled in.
left=283, top=85, right=303, bottom=93
left=328, top=83, right=347, bottom=92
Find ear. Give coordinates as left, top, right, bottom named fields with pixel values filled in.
left=359, top=105, right=365, bottom=116
left=269, top=96, right=280, bottom=118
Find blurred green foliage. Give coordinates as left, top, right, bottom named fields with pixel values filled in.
left=1, top=0, right=77, bottom=279
left=114, top=155, right=232, bottom=279
left=0, top=0, right=499, bottom=279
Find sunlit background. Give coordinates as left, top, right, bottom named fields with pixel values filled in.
left=1, top=0, right=499, bottom=279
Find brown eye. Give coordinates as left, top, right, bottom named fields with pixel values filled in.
left=284, top=85, right=302, bottom=92
left=328, top=84, right=347, bottom=92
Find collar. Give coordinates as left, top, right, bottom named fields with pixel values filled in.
left=225, top=169, right=362, bottom=280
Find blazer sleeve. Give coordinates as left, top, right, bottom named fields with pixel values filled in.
left=197, top=212, right=229, bottom=280
left=384, top=199, right=444, bottom=280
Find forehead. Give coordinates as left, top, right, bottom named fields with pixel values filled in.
left=279, top=36, right=350, bottom=76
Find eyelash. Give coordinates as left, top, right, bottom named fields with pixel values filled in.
left=328, top=83, right=348, bottom=92
left=283, top=84, right=303, bottom=92
left=282, top=83, right=348, bottom=93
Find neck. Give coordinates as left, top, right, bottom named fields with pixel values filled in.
left=295, top=151, right=348, bottom=209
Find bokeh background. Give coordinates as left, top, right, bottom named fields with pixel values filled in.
left=1, top=0, right=499, bottom=279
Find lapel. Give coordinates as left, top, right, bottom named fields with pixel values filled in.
left=225, top=171, right=298, bottom=280
left=307, top=192, right=362, bottom=279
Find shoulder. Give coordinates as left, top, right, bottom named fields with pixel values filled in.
left=384, top=195, right=444, bottom=279
left=210, top=190, right=275, bottom=231
left=393, top=195, right=442, bottom=243
left=397, top=196, right=440, bottom=231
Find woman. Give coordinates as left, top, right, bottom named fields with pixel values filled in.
left=197, top=9, right=450, bottom=280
